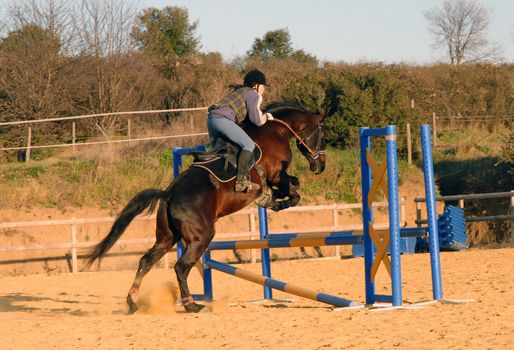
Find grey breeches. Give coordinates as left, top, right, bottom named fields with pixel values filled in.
left=207, top=115, right=255, bottom=152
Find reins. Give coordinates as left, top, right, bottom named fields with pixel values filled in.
left=270, top=118, right=324, bottom=159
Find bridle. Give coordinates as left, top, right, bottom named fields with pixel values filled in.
left=271, top=118, right=326, bottom=160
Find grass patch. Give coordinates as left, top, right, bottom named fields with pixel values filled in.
left=4, top=133, right=503, bottom=210
left=0, top=147, right=419, bottom=209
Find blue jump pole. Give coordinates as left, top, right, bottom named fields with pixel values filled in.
left=206, top=259, right=359, bottom=307
left=384, top=125, right=402, bottom=306
left=202, top=250, right=213, bottom=301
left=359, top=127, right=376, bottom=305
left=360, top=126, right=403, bottom=306
left=420, top=124, right=443, bottom=300
left=258, top=206, right=273, bottom=299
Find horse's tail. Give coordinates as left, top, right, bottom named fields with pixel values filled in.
left=84, top=188, right=168, bottom=270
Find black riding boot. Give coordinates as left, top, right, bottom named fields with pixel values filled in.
left=235, top=150, right=261, bottom=192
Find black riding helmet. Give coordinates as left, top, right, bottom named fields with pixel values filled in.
left=243, top=69, right=269, bottom=87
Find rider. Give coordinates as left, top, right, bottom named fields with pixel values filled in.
left=207, top=69, right=274, bottom=192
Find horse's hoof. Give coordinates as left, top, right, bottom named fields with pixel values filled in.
left=126, top=295, right=139, bottom=315
left=185, top=302, right=206, bottom=313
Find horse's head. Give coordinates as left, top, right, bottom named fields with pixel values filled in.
left=265, top=105, right=327, bottom=174
left=294, top=112, right=326, bottom=174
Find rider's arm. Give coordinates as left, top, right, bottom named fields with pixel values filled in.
left=244, top=90, right=272, bottom=126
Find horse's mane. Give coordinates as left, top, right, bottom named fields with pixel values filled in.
left=263, top=102, right=314, bottom=116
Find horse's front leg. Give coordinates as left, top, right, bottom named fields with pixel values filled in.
left=266, top=172, right=301, bottom=212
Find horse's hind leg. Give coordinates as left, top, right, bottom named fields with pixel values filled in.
left=174, top=227, right=214, bottom=313
left=126, top=204, right=176, bottom=314
left=126, top=239, right=174, bottom=314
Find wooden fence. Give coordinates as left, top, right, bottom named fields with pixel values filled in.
left=0, top=107, right=209, bottom=162
left=414, top=191, right=514, bottom=242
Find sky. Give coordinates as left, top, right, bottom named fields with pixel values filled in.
left=137, top=0, right=514, bottom=64
left=0, top=0, right=512, bottom=63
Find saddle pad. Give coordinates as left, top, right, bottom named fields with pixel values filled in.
left=192, top=145, right=262, bottom=182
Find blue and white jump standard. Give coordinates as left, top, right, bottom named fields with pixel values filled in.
left=170, top=124, right=470, bottom=310
left=359, top=125, right=403, bottom=307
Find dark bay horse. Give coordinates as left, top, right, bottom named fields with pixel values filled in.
left=85, top=105, right=327, bottom=313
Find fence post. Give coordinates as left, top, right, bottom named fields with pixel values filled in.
left=333, top=206, right=340, bottom=258
left=406, top=123, right=412, bottom=165
left=72, top=122, right=76, bottom=157
left=71, top=217, right=78, bottom=273
left=128, top=119, right=132, bottom=142
left=416, top=202, right=422, bottom=228
left=432, top=112, right=437, bottom=147
left=458, top=199, right=464, bottom=209
left=26, top=127, right=32, bottom=163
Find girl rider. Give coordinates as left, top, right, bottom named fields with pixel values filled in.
left=207, top=69, right=274, bottom=192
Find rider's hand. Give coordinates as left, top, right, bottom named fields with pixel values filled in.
left=265, top=113, right=274, bottom=121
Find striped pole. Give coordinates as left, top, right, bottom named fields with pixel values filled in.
left=420, top=125, right=443, bottom=300
left=208, top=234, right=364, bottom=251
left=206, top=259, right=359, bottom=308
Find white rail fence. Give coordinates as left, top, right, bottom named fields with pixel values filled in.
left=0, top=200, right=406, bottom=273
left=0, top=107, right=209, bottom=161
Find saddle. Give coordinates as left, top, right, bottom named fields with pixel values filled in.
left=191, top=141, right=262, bottom=183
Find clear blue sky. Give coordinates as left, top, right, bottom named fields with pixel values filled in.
left=0, top=0, right=512, bottom=63
left=139, top=0, right=514, bottom=63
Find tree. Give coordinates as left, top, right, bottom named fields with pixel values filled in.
left=0, top=23, right=67, bottom=143
left=248, top=28, right=317, bottom=64
left=0, top=23, right=60, bottom=54
left=424, top=0, right=502, bottom=65
left=73, top=0, right=147, bottom=136
left=290, top=49, right=318, bottom=65
left=5, top=0, right=75, bottom=54
left=131, top=6, right=200, bottom=57
left=248, top=28, right=293, bottom=59
left=75, top=0, right=136, bottom=57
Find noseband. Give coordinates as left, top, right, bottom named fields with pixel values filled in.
left=271, top=118, right=325, bottom=160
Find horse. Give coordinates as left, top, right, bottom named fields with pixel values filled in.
left=85, top=104, right=327, bottom=313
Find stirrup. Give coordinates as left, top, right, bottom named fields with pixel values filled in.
left=235, top=177, right=260, bottom=192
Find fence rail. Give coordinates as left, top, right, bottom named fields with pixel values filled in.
left=0, top=132, right=209, bottom=152
left=0, top=107, right=208, bottom=127
left=0, top=107, right=209, bottom=161
left=414, top=191, right=514, bottom=240
left=0, top=200, right=406, bottom=273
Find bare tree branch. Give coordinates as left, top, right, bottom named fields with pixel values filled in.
left=6, top=0, right=76, bottom=54
left=75, top=0, right=136, bottom=58
left=73, top=0, right=139, bottom=133
left=424, top=0, right=504, bottom=64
